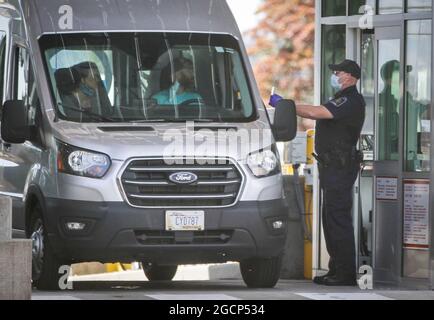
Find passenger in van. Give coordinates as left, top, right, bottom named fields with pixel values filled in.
left=55, top=62, right=112, bottom=121
left=152, top=57, right=203, bottom=105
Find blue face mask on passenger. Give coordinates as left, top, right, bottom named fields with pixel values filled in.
left=330, top=74, right=343, bottom=90
left=80, top=83, right=96, bottom=97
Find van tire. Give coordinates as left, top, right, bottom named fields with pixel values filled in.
left=142, top=263, right=178, bottom=281
left=30, top=205, right=66, bottom=291
left=240, top=255, right=283, bottom=288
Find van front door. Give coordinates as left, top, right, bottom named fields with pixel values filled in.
left=1, top=43, right=43, bottom=237
left=0, top=33, right=25, bottom=226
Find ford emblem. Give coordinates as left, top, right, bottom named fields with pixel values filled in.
left=169, top=172, right=198, bottom=184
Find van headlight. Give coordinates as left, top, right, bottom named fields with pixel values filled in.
left=57, top=141, right=111, bottom=178
left=247, top=148, right=280, bottom=177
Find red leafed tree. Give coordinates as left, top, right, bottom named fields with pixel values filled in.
left=246, top=0, right=315, bottom=104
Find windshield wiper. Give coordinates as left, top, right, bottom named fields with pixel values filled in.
left=129, top=119, right=168, bottom=123
left=189, top=119, right=215, bottom=123
left=57, top=103, right=117, bottom=122
left=168, top=119, right=215, bottom=123
left=129, top=119, right=215, bottom=123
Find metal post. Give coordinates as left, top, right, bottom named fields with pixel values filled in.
left=0, top=196, right=12, bottom=241
left=0, top=196, right=32, bottom=300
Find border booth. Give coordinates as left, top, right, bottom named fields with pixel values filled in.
left=314, top=0, right=434, bottom=289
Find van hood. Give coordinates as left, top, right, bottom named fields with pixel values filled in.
left=52, top=121, right=274, bottom=161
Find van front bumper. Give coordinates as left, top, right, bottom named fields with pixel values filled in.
left=43, top=198, right=289, bottom=264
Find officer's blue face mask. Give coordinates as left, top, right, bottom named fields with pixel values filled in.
left=330, top=74, right=343, bottom=90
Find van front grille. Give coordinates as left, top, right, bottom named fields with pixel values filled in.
left=120, top=158, right=243, bottom=207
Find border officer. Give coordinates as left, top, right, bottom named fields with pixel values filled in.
left=270, top=59, right=366, bottom=286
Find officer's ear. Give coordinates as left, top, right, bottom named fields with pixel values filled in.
left=349, top=72, right=359, bottom=80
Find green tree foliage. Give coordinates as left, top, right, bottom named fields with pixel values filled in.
left=246, top=0, right=315, bottom=103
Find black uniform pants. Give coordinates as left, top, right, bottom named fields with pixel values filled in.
left=319, top=162, right=359, bottom=279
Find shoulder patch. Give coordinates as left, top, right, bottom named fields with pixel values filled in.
left=329, top=97, right=348, bottom=108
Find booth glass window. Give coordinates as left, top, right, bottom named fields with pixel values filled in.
left=361, top=33, right=375, bottom=103
left=0, top=32, right=5, bottom=105
left=321, top=25, right=346, bottom=103
left=377, top=39, right=401, bottom=161
left=360, top=32, right=375, bottom=159
left=404, top=20, right=431, bottom=172
left=349, top=0, right=376, bottom=15
left=322, top=0, right=346, bottom=17
left=379, top=0, right=404, bottom=14
left=406, top=0, right=432, bottom=12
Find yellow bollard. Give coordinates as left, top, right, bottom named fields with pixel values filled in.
left=106, top=263, right=133, bottom=272
left=304, top=129, right=315, bottom=280
left=106, top=263, right=120, bottom=273
left=282, top=164, right=294, bottom=175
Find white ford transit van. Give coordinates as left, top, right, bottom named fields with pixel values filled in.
left=0, top=0, right=297, bottom=290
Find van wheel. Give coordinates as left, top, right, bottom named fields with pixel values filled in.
left=142, top=263, right=178, bottom=281
left=240, top=255, right=283, bottom=288
left=30, top=205, right=66, bottom=291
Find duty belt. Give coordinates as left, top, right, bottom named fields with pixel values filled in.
left=312, top=148, right=363, bottom=169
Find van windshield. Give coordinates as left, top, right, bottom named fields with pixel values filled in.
left=39, top=33, right=257, bottom=123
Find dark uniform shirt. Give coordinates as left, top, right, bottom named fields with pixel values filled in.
left=315, top=85, right=366, bottom=155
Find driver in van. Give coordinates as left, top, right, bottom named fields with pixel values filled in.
left=152, top=57, right=203, bottom=105
left=55, top=61, right=112, bottom=121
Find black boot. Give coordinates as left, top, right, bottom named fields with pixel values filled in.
left=313, top=271, right=335, bottom=285
left=323, top=275, right=357, bottom=286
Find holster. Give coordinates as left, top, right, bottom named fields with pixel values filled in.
left=313, top=148, right=363, bottom=170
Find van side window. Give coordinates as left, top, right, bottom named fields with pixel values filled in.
left=0, top=32, right=6, bottom=105
left=27, top=63, right=41, bottom=126
left=14, top=47, right=28, bottom=101
left=14, top=46, right=41, bottom=126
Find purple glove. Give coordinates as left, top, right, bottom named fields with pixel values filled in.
left=268, top=94, right=283, bottom=108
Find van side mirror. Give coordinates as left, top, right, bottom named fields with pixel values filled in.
left=1, top=100, right=29, bottom=144
left=273, top=99, right=297, bottom=142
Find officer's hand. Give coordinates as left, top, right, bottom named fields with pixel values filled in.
left=268, top=94, right=283, bottom=108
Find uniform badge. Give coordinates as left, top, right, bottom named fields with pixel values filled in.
left=330, top=97, right=348, bottom=108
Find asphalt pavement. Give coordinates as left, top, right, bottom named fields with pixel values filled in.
left=31, top=265, right=434, bottom=300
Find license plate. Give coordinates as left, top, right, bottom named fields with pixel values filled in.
left=165, top=211, right=205, bottom=231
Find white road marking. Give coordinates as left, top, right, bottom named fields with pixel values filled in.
left=32, top=295, right=81, bottom=300
left=295, top=293, right=394, bottom=300
left=147, top=294, right=241, bottom=300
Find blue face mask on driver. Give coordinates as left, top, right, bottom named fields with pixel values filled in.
left=79, top=83, right=96, bottom=97
left=330, top=74, right=343, bottom=91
